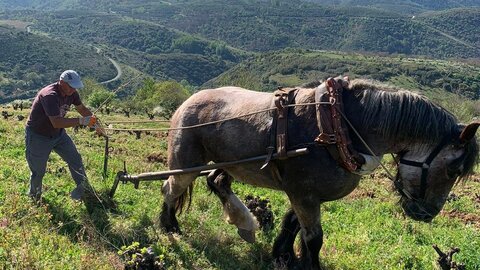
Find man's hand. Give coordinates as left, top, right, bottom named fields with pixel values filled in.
left=78, top=115, right=97, bottom=127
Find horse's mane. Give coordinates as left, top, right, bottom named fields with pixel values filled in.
left=346, top=79, right=478, bottom=179
left=299, top=78, right=477, bottom=180
left=347, top=79, right=458, bottom=144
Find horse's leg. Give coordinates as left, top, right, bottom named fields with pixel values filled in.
left=161, top=131, right=207, bottom=233
left=272, top=208, right=301, bottom=268
left=291, top=200, right=323, bottom=270
left=206, top=169, right=259, bottom=243
left=160, top=172, right=198, bottom=233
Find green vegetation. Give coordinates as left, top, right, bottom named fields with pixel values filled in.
left=206, top=50, right=480, bottom=100
left=0, top=1, right=479, bottom=269
left=1, top=2, right=480, bottom=103
left=111, top=1, right=479, bottom=58
left=417, top=8, right=480, bottom=49
left=0, top=24, right=116, bottom=103
left=133, top=78, right=190, bottom=118
left=0, top=95, right=479, bottom=268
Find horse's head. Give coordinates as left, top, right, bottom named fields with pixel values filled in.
left=395, top=122, right=479, bottom=222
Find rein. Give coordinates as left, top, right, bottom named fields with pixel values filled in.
left=103, top=101, right=332, bottom=134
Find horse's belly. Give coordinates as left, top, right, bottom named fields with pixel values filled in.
left=225, top=162, right=283, bottom=190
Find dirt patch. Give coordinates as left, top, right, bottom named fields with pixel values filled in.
left=245, top=195, right=274, bottom=231
left=153, top=131, right=168, bottom=139
left=442, top=209, right=480, bottom=229
left=0, top=20, right=30, bottom=29
left=0, top=218, right=9, bottom=229
left=146, top=152, right=167, bottom=165
left=346, top=189, right=376, bottom=200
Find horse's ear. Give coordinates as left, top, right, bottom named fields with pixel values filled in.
left=459, top=122, right=480, bottom=143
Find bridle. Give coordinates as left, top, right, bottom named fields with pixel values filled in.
left=396, top=135, right=453, bottom=200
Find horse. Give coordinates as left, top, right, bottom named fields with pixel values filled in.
left=160, top=78, right=479, bottom=269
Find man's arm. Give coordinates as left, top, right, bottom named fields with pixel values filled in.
left=47, top=104, right=94, bottom=128
left=75, top=103, right=93, bottom=117
left=48, top=115, right=81, bottom=128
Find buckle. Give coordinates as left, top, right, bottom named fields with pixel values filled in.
left=315, top=133, right=336, bottom=144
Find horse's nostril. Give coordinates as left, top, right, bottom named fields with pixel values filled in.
left=402, top=200, right=437, bottom=222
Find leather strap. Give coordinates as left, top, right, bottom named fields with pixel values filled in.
left=274, top=87, right=297, bottom=160
left=262, top=87, right=297, bottom=170
left=315, top=78, right=363, bottom=172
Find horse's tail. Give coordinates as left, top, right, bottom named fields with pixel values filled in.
left=175, top=181, right=194, bottom=214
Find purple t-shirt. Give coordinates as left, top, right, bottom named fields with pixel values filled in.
left=26, top=82, right=81, bottom=137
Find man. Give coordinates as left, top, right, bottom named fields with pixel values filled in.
left=25, top=70, right=97, bottom=201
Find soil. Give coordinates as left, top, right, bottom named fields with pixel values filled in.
left=146, top=152, right=167, bottom=165
left=442, top=209, right=480, bottom=229
left=245, top=195, right=274, bottom=231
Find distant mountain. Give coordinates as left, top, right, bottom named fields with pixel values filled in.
left=0, top=24, right=116, bottom=102
left=1, top=0, right=479, bottom=103
left=304, top=0, right=480, bottom=14
left=2, top=1, right=478, bottom=59
left=20, top=10, right=248, bottom=85
left=205, top=49, right=480, bottom=99
left=114, top=1, right=479, bottom=58
left=417, top=8, right=480, bottom=49
left=2, top=0, right=479, bottom=14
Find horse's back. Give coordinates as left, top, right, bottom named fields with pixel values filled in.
left=168, top=87, right=274, bottom=164
left=171, top=87, right=272, bottom=126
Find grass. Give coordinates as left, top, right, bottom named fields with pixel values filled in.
left=0, top=105, right=479, bottom=269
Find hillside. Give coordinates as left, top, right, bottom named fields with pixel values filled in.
left=116, top=1, right=479, bottom=58
left=0, top=23, right=117, bottom=103
left=305, top=0, right=480, bottom=14
left=2, top=10, right=248, bottom=86
left=2, top=0, right=480, bottom=14
left=2, top=1, right=479, bottom=59
left=1, top=90, right=480, bottom=269
left=417, top=8, right=480, bottom=49
left=205, top=50, right=480, bottom=99
left=0, top=1, right=479, bottom=102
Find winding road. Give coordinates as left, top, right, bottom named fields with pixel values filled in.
left=92, top=46, right=123, bottom=84
left=100, top=56, right=123, bottom=84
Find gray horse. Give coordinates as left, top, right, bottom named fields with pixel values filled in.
left=160, top=78, right=479, bottom=269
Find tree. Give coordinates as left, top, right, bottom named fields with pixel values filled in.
left=133, top=79, right=190, bottom=119
left=80, top=78, right=116, bottom=109
left=154, top=81, right=190, bottom=118
left=87, top=87, right=116, bottom=109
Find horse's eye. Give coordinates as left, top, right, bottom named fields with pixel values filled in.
left=447, top=167, right=461, bottom=179
left=447, top=150, right=466, bottom=178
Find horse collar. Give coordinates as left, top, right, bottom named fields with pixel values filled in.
left=314, top=77, right=365, bottom=172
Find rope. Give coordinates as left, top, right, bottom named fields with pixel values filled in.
left=105, top=119, right=170, bottom=124
left=103, top=101, right=332, bottom=133
left=336, top=108, right=422, bottom=203
left=93, top=74, right=141, bottom=115
left=336, top=109, right=396, bottom=181
left=105, top=127, right=168, bottom=132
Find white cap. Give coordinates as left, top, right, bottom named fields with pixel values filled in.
left=60, top=70, right=84, bottom=89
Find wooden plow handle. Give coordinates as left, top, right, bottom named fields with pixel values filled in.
left=109, top=147, right=309, bottom=197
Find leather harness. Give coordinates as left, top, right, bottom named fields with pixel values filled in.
left=314, top=77, right=364, bottom=172
left=264, top=78, right=364, bottom=178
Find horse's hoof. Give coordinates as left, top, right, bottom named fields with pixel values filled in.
left=161, top=223, right=182, bottom=234
left=160, top=212, right=181, bottom=234
left=237, top=228, right=256, bottom=243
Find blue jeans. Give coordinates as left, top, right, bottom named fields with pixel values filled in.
left=25, top=127, right=86, bottom=198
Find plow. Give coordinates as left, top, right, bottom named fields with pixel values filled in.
left=107, top=146, right=309, bottom=197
